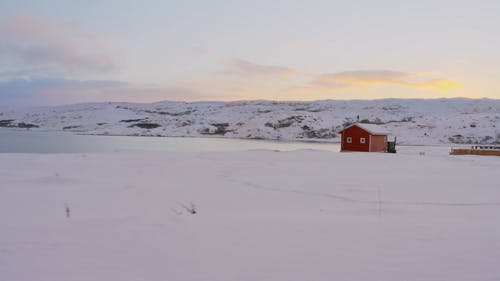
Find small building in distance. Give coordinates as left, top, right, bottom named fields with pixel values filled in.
left=339, top=123, right=390, bottom=152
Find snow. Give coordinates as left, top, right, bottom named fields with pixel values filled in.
left=340, top=123, right=391, bottom=135
left=1, top=147, right=499, bottom=281
left=1, top=98, right=499, bottom=145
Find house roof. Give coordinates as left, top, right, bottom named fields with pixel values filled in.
left=339, top=123, right=390, bottom=135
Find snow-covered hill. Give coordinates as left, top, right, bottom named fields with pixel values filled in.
left=1, top=98, right=499, bottom=145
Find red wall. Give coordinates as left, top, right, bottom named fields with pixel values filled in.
left=341, top=125, right=370, bottom=152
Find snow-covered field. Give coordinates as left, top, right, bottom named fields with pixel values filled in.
left=1, top=98, right=499, bottom=145
left=1, top=147, right=499, bottom=281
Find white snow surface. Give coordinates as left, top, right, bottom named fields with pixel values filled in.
left=1, top=148, right=499, bottom=281
left=340, top=123, right=391, bottom=135
left=1, top=98, right=500, bottom=145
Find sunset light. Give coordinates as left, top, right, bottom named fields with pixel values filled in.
left=1, top=2, right=499, bottom=281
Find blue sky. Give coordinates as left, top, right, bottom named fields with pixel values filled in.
left=0, top=0, right=499, bottom=105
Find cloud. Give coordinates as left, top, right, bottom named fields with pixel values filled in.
left=221, top=59, right=300, bottom=78
left=281, top=69, right=461, bottom=98
left=313, top=70, right=461, bottom=91
left=0, top=78, right=203, bottom=106
left=0, top=14, right=117, bottom=74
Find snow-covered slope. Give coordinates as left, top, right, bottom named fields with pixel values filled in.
left=1, top=98, right=499, bottom=145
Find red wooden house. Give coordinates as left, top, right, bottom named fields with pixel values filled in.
left=339, top=123, right=390, bottom=152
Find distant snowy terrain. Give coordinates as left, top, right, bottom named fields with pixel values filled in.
left=1, top=98, right=499, bottom=145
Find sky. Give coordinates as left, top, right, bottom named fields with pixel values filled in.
left=0, top=0, right=499, bottom=105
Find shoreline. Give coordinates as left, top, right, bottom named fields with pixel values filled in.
left=0, top=127, right=477, bottom=148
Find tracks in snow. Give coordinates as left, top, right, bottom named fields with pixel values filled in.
left=221, top=173, right=500, bottom=208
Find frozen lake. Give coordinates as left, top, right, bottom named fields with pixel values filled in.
left=0, top=128, right=341, bottom=153
left=0, top=128, right=459, bottom=156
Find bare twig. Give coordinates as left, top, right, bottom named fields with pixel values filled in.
left=64, top=203, right=70, bottom=218
left=180, top=202, right=197, bottom=214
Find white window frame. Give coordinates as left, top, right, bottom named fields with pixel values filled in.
left=360, top=137, right=366, bottom=144
left=346, top=137, right=352, bottom=143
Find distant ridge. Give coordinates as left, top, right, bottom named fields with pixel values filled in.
left=1, top=98, right=499, bottom=145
